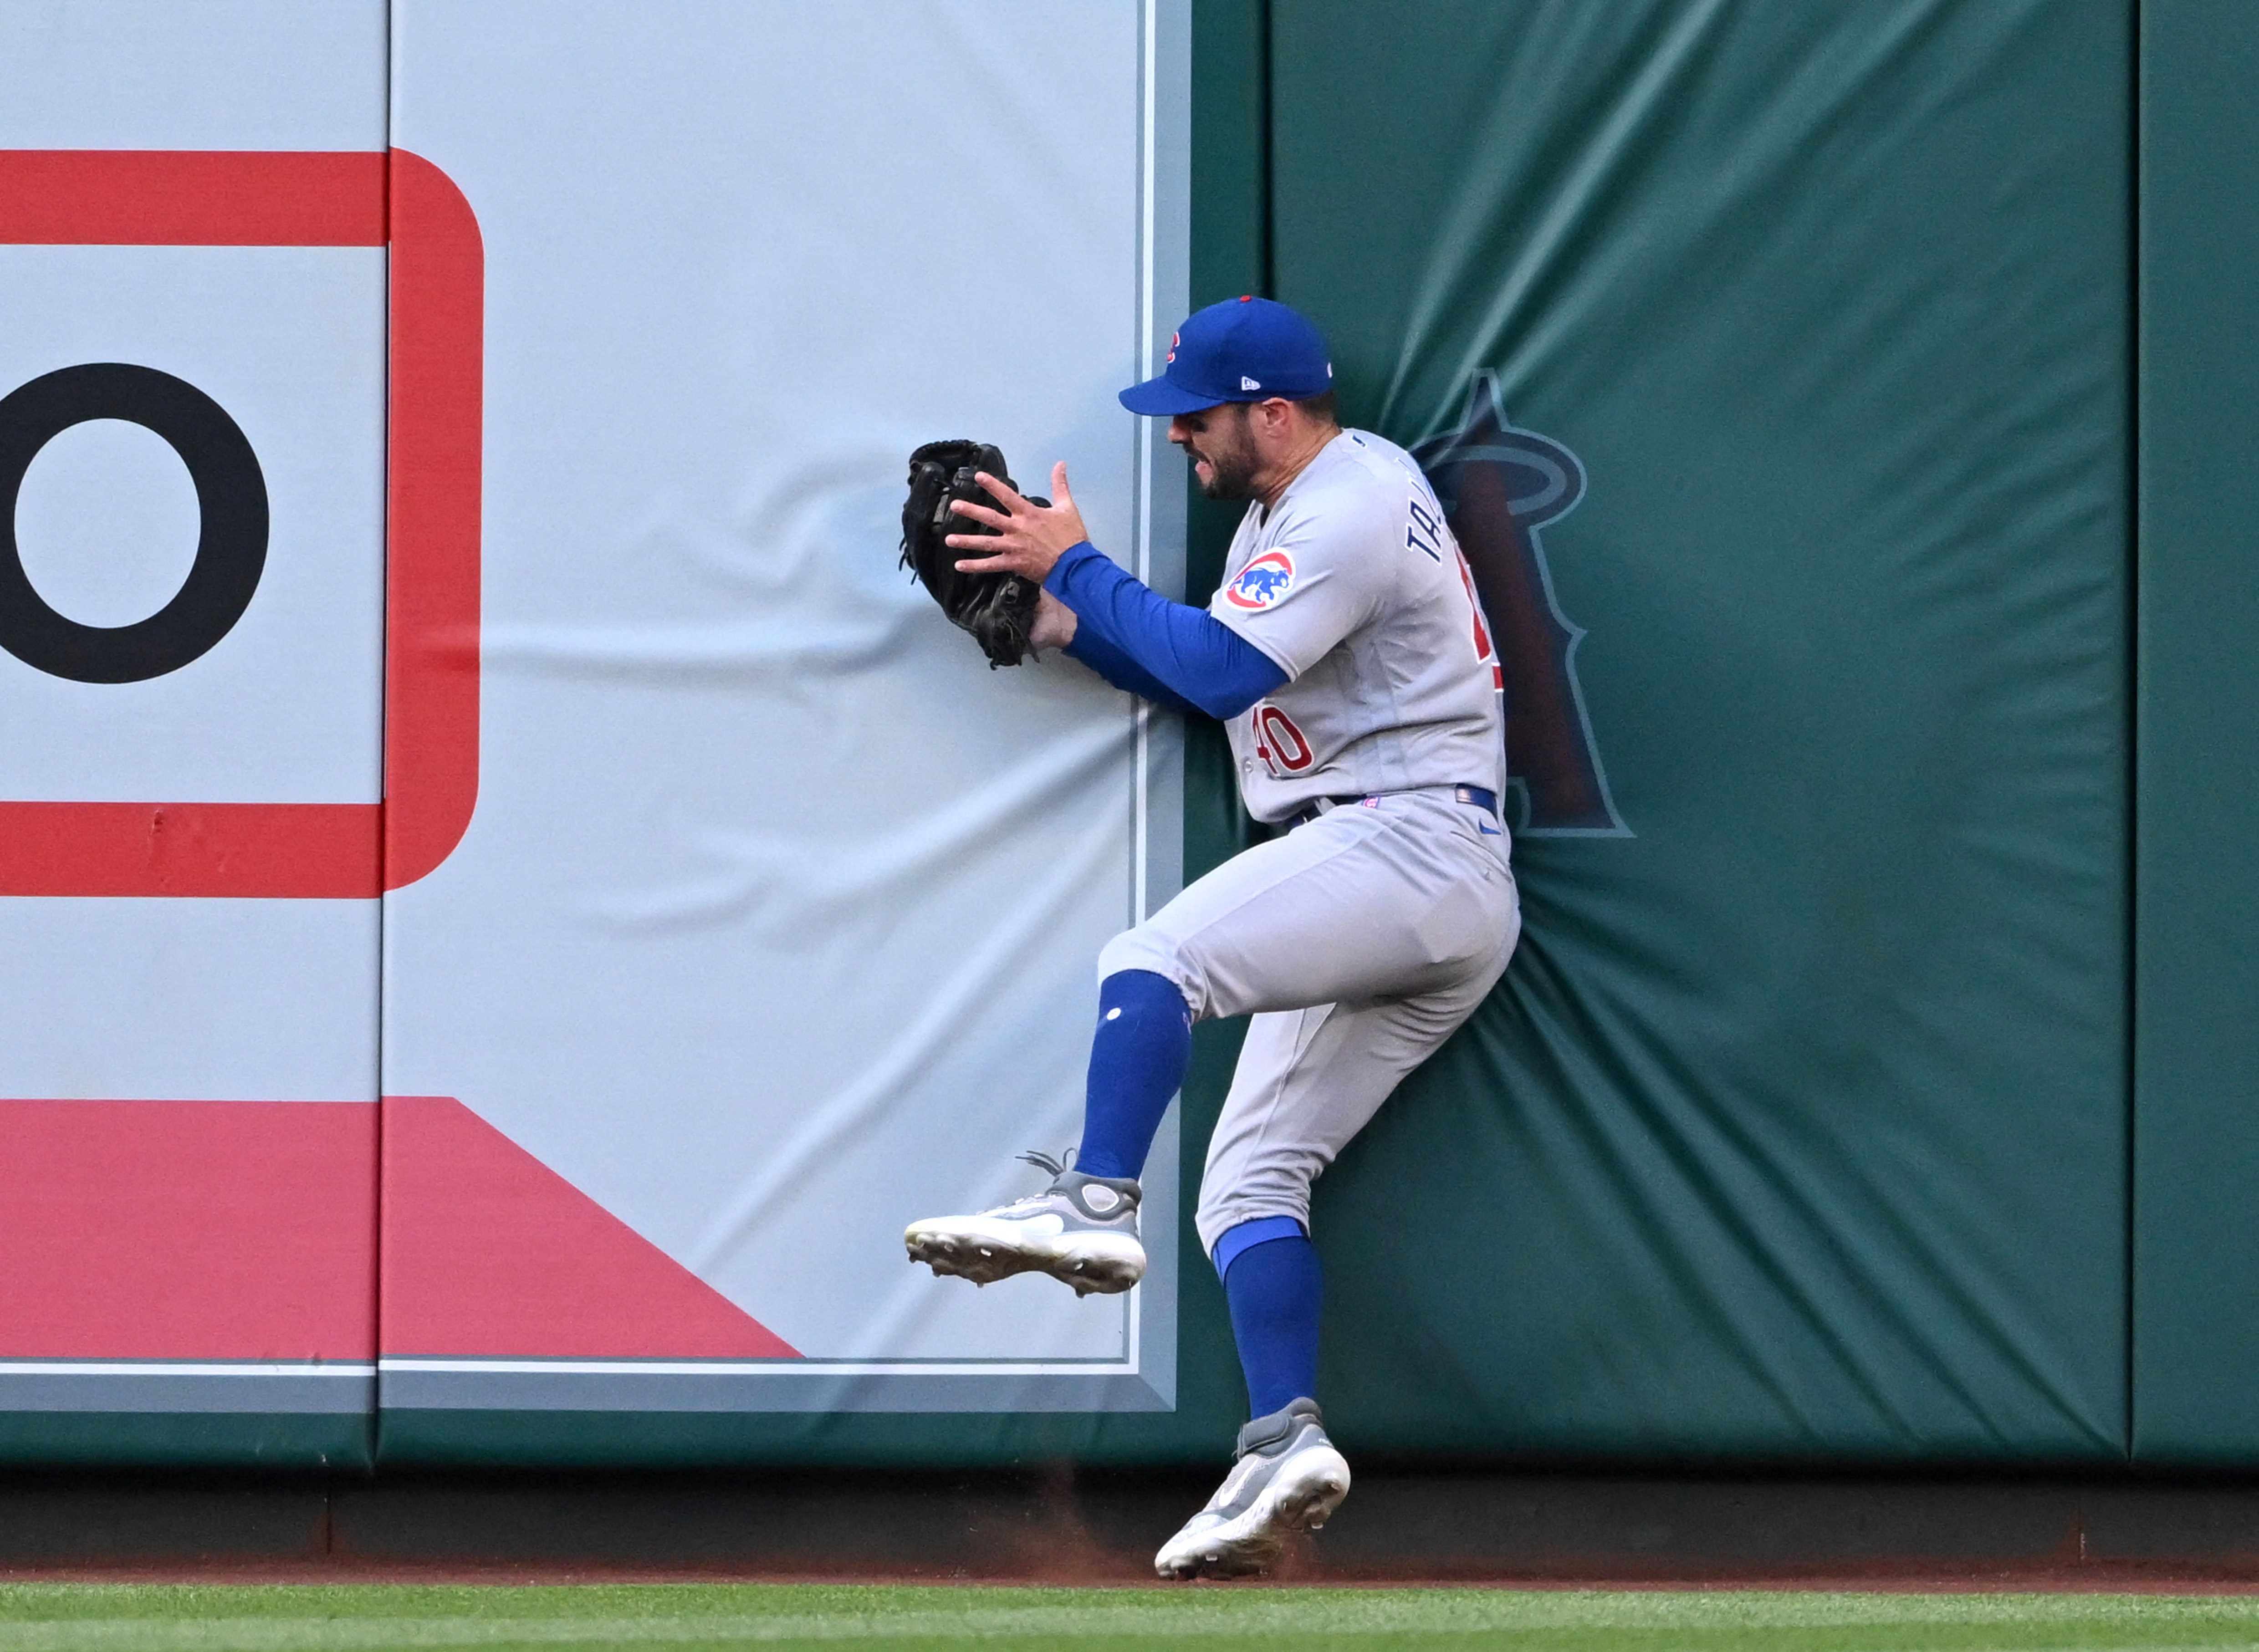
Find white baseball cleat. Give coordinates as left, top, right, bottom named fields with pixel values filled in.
left=904, top=1151, right=1146, bottom=1297
left=1154, top=1397, right=1350, bottom=1580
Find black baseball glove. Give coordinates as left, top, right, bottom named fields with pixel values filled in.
left=900, top=439, right=1046, bottom=669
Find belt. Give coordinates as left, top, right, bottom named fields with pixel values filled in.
left=1288, top=784, right=1497, bottom=829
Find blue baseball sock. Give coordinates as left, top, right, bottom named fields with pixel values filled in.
left=1216, top=1219, right=1323, bottom=1418
left=1071, top=969, right=1193, bottom=1182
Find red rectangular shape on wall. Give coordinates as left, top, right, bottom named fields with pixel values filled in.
left=0, top=150, right=388, bottom=245
left=0, top=802, right=381, bottom=898
left=0, top=1099, right=377, bottom=1359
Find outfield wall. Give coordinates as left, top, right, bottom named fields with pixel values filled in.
left=0, top=0, right=2247, bottom=1470
left=1257, top=0, right=2131, bottom=1463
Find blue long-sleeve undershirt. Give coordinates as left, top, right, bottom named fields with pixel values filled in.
left=1061, top=622, right=1198, bottom=716
left=1048, top=540, right=1287, bottom=720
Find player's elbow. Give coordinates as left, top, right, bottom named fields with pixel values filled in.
left=1186, top=652, right=1288, bottom=721
left=1195, top=683, right=1270, bottom=721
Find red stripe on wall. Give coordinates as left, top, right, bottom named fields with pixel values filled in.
left=0, top=1100, right=376, bottom=1360
left=383, top=1097, right=799, bottom=1359
left=0, top=151, right=386, bottom=245
left=384, top=150, right=483, bottom=891
left=0, top=801, right=381, bottom=898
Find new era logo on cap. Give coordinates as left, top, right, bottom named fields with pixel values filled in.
left=1241, top=376, right=1261, bottom=391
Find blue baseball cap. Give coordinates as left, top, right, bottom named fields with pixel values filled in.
left=1118, top=296, right=1333, bottom=416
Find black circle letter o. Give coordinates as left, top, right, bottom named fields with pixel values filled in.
left=0, top=362, right=268, bottom=683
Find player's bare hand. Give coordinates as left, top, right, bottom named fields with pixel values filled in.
left=1028, top=588, right=1079, bottom=653
left=948, top=462, right=1089, bottom=582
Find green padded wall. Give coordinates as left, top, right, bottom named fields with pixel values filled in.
left=2131, top=0, right=2259, bottom=1465
left=1267, top=0, right=2131, bottom=1460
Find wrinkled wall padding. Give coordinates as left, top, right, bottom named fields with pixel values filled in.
left=2132, top=0, right=2259, bottom=1467
left=1260, top=0, right=2130, bottom=1460
left=373, top=0, right=1193, bottom=1463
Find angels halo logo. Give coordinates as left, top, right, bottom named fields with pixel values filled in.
left=1225, top=549, right=1295, bottom=610
left=1412, top=371, right=1626, bottom=837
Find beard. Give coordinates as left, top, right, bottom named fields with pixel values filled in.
left=1186, top=407, right=1258, bottom=500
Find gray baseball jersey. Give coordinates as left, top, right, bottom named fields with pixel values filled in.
left=1209, top=429, right=1505, bottom=824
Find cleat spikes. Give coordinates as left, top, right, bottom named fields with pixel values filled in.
left=1153, top=1402, right=1349, bottom=1581
left=903, top=1181, right=1147, bottom=1295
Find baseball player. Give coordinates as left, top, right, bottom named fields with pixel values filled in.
left=905, top=297, right=1519, bottom=1579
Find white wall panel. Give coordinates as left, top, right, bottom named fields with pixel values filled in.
left=0, top=1, right=385, bottom=152
left=0, top=898, right=378, bottom=1102
left=383, top=0, right=1188, bottom=1411
left=0, top=2, right=387, bottom=1425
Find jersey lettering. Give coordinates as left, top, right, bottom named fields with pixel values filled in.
left=1253, top=704, right=1313, bottom=775
left=1405, top=492, right=1443, bottom=561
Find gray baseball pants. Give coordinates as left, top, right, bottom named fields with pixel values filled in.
left=1097, top=786, right=1520, bottom=1254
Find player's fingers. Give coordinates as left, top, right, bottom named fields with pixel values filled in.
left=946, top=532, right=1033, bottom=557
left=1050, top=461, right=1073, bottom=506
left=972, top=471, right=1029, bottom=512
left=952, top=552, right=1023, bottom=574
left=947, top=499, right=1010, bottom=528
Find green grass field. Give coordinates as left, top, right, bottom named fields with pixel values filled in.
left=0, top=1587, right=2251, bottom=1652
